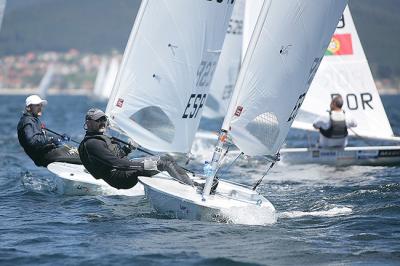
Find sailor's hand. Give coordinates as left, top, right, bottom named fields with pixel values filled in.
left=61, top=133, right=71, bottom=142
left=48, top=136, right=62, bottom=147
left=53, top=138, right=63, bottom=147
left=144, top=156, right=160, bottom=171
left=122, top=145, right=133, bottom=155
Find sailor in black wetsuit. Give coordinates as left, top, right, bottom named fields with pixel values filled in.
left=78, top=108, right=193, bottom=189
left=17, top=95, right=81, bottom=167
left=313, top=95, right=357, bottom=148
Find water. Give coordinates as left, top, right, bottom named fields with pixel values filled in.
left=1, top=95, right=400, bottom=265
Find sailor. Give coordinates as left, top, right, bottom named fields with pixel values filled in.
left=313, top=95, right=357, bottom=148
left=17, top=95, right=82, bottom=167
left=78, top=108, right=193, bottom=189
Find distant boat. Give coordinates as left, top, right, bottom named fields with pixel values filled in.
left=281, top=6, right=400, bottom=166
left=92, top=57, right=108, bottom=100
left=92, top=57, right=119, bottom=101
left=101, top=57, right=119, bottom=99
left=0, top=0, right=6, bottom=32
left=38, top=64, right=55, bottom=98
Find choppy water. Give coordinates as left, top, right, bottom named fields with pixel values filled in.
left=1, top=95, right=400, bottom=265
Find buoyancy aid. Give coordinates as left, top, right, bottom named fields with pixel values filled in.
left=319, top=111, right=348, bottom=139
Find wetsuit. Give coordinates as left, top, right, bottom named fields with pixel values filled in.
left=78, top=132, right=159, bottom=189
left=17, top=112, right=81, bottom=167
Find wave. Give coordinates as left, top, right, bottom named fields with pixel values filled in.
left=278, top=206, right=352, bottom=219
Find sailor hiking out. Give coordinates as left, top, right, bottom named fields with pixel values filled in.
left=313, top=95, right=357, bottom=148
left=17, top=95, right=81, bottom=167
left=78, top=108, right=193, bottom=189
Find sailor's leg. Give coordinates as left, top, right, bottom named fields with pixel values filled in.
left=102, top=170, right=139, bottom=189
left=159, top=155, right=194, bottom=186
left=42, top=145, right=82, bottom=166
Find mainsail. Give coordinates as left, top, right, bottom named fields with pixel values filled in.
left=106, top=0, right=234, bottom=153
left=38, top=64, right=55, bottom=98
left=292, top=6, right=398, bottom=142
left=203, top=0, right=245, bottom=119
left=221, top=0, right=348, bottom=156
left=101, top=57, right=119, bottom=100
left=92, top=57, right=108, bottom=99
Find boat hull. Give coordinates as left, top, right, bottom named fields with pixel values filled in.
left=281, top=146, right=400, bottom=166
left=139, top=174, right=276, bottom=224
left=47, top=162, right=144, bottom=196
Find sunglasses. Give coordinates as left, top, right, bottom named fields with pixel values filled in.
left=88, top=116, right=107, bottom=122
left=95, top=116, right=108, bottom=122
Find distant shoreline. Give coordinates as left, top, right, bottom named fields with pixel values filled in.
left=1, top=88, right=398, bottom=96
left=0, top=88, right=90, bottom=96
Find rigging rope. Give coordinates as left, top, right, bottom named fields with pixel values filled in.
left=252, top=152, right=280, bottom=191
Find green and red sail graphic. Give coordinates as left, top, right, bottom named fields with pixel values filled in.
left=325, top=33, right=353, bottom=55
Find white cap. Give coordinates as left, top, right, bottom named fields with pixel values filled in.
left=25, top=95, right=48, bottom=106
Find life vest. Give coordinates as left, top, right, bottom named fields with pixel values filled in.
left=78, top=134, right=123, bottom=179
left=81, top=134, right=115, bottom=152
left=319, top=111, right=348, bottom=139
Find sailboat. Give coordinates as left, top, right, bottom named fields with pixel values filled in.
left=0, top=0, right=6, bottom=32
left=92, top=57, right=119, bottom=100
left=101, top=57, right=119, bottom=100
left=280, top=6, right=400, bottom=166
left=92, top=57, right=108, bottom=100
left=48, top=0, right=235, bottom=196
left=139, top=0, right=347, bottom=223
left=38, top=64, right=55, bottom=98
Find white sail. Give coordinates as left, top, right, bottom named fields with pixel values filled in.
left=106, top=0, right=234, bottom=153
left=292, top=6, right=395, bottom=141
left=100, top=57, right=119, bottom=100
left=38, top=64, right=55, bottom=98
left=222, top=0, right=347, bottom=156
left=203, top=0, right=245, bottom=119
left=242, top=0, right=263, bottom=62
left=92, top=57, right=108, bottom=99
left=0, top=0, right=6, bottom=31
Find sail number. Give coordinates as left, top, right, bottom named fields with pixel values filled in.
left=182, top=94, right=207, bottom=119
left=331, top=93, right=373, bottom=110
left=337, top=14, right=345, bottom=29
left=227, top=19, right=243, bottom=35
left=196, top=61, right=217, bottom=88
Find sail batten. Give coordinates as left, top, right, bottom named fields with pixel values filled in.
left=221, top=0, right=348, bottom=156
left=106, top=0, right=234, bottom=153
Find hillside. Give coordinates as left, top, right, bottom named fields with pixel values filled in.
left=0, top=0, right=141, bottom=55
left=1, top=0, right=400, bottom=78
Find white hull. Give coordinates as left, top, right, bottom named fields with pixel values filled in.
left=47, top=162, right=144, bottom=196
left=281, top=146, right=400, bottom=166
left=139, top=174, right=276, bottom=225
